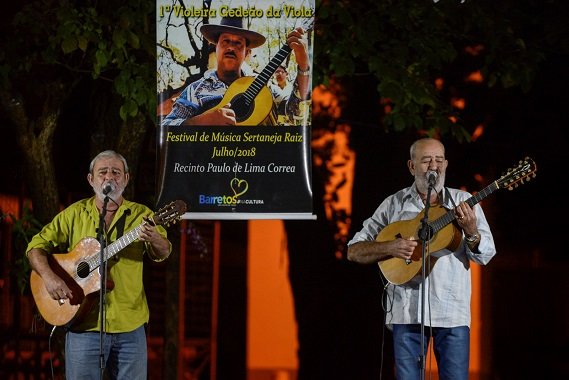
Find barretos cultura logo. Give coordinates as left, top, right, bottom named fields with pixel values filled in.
left=198, top=177, right=264, bottom=206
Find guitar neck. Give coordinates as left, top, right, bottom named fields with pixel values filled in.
left=85, top=223, right=144, bottom=271
left=429, top=181, right=499, bottom=234
left=245, top=45, right=292, bottom=101
left=465, top=180, right=499, bottom=208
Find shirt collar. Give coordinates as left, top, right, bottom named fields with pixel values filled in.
left=405, top=184, right=454, bottom=209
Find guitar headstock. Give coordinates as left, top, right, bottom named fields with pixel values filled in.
left=298, top=16, right=315, bottom=33
left=496, top=157, right=537, bottom=190
left=152, top=200, right=187, bottom=227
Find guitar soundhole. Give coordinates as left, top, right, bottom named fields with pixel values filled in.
left=76, top=261, right=90, bottom=279
left=230, top=94, right=253, bottom=122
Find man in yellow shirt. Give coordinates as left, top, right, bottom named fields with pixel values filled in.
left=26, top=150, right=172, bottom=379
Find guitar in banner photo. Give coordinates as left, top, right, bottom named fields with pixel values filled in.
left=201, top=17, right=314, bottom=126
left=376, top=157, right=537, bottom=285
left=30, top=200, right=187, bottom=327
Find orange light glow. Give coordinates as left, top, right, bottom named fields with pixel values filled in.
left=435, top=77, right=444, bottom=90
left=472, top=124, right=484, bottom=141
left=380, top=98, right=393, bottom=114
left=465, top=44, right=484, bottom=56
left=470, top=263, right=482, bottom=375
left=312, top=83, right=342, bottom=119
left=466, top=70, right=484, bottom=83
left=248, top=220, right=298, bottom=377
left=311, top=125, right=355, bottom=234
left=451, top=97, right=466, bottom=110
left=0, top=195, right=20, bottom=218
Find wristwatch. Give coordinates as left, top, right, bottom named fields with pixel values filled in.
left=297, top=65, right=310, bottom=76
left=465, top=233, right=480, bottom=244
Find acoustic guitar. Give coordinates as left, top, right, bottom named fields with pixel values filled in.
left=205, top=18, right=314, bottom=126
left=376, top=157, right=537, bottom=285
left=30, top=200, right=187, bottom=326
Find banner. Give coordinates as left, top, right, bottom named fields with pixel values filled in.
left=156, top=0, right=315, bottom=219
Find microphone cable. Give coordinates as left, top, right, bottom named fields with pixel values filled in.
left=379, top=274, right=394, bottom=380
left=48, top=324, right=58, bottom=380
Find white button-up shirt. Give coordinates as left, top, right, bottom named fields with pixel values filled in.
left=348, top=185, right=496, bottom=328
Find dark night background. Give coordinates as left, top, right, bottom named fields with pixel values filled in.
left=342, top=51, right=568, bottom=378
left=1, top=0, right=569, bottom=379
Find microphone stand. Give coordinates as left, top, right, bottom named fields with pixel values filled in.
left=417, top=183, right=435, bottom=380
left=97, top=194, right=110, bottom=380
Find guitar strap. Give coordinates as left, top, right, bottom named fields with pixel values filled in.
left=107, top=209, right=131, bottom=244
left=444, top=187, right=458, bottom=210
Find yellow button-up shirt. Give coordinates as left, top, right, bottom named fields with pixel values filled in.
left=26, top=197, right=170, bottom=332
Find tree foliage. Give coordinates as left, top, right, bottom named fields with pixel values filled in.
left=312, top=0, right=553, bottom=139
left=1, top=0, right=563, bottom=217
left=0, top=0, right=157, bottom=222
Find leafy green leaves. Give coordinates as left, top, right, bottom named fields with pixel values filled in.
left=313, top=0, right=547, bottom=138
left=4, top=0, right=155, bottom=121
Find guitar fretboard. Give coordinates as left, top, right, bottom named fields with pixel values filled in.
left=244, top=45, right=293, bottom=104
left=428, top=181, right=499, bottom=234
left=77, top=223, right=146, bottom=278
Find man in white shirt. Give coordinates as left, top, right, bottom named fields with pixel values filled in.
left=347, top=137, right=496, bottom=380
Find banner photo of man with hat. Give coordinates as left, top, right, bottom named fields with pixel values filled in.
left=156, top=0, right=315, bottom=219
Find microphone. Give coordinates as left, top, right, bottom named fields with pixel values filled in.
left=102, top=183, right=114, bottom=195
left=427, top=170, right=438, bottom=187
